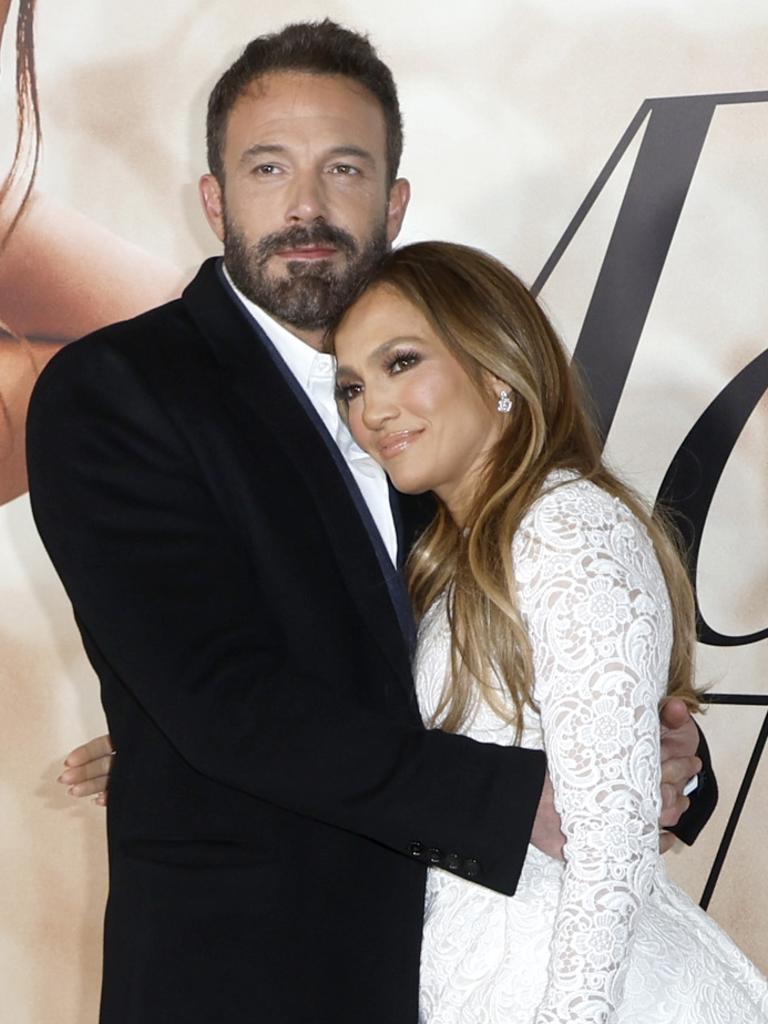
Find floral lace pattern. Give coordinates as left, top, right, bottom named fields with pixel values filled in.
left=416, top=472, right=768, bottom=1023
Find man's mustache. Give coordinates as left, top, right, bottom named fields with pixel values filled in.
left=253, top=224, right=358, bottom=265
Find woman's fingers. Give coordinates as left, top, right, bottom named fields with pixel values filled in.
left=63, top=733, right=114, bottom=767
left=57, top=734, right=114, bottom=801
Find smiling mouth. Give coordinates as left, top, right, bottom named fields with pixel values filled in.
left=377, top=430, right=424, bottom=460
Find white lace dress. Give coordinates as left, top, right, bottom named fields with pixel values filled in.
left=416, top=472, right=768, bottom=1023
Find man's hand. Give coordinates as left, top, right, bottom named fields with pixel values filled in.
left=531, top=698, right=701, bottom=860
left=659, top=698, right=702, bottom=851
left=57, top=734, right=114, bottom=805
left=530, top=772, right=565, bottom=860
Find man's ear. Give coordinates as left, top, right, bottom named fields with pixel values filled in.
left=385, top=177, right=411, bottom=244
left=199, top=174, right=225, bottom=243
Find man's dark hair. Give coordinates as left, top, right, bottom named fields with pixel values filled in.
left=206, top=20, right=403, bottom=186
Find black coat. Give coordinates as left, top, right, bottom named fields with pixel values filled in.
left=27, top=259, right=549, bottom=1023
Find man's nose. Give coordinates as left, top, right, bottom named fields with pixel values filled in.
left=285, top=170, right=329, bottom=224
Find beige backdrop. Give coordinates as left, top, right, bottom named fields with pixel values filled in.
left=1, top=1, right=766, bottom=1020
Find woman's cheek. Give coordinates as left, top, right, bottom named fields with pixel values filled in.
left=348, top=408, right=367, bottom=450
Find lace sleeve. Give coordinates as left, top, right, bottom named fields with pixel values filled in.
left=516, top=480, right=673, bottom=1024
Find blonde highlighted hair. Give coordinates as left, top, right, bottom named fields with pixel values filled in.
left=340, top=241, right=700, bottom=735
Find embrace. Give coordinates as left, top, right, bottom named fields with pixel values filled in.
left=31, top=20, right=767, bottom=1024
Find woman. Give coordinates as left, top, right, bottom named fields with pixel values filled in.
left=330, top=241, right=768, bottom=1023
left=0, top=0, right=184, bottom=505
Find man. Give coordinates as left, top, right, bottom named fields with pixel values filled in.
left=29, top=21, right=715, bottom=1024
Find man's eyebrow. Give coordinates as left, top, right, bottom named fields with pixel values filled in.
left=239, top=144, right=377, bottom=168
left=326, top=145, right=377, bottom=165
left=239, top=143, right=288, bottom=165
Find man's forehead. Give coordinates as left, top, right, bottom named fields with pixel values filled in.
left=241, top=69, right=376, bottom=100
left=230, top=71, right=386, bottom=131
left=221, top=74, right=389, bottom=172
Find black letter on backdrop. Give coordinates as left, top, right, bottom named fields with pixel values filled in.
left=533, top=89, right=768, bottom=645
left=533, top=90, right=768, bottom=443
left=533, top=91, right=768, bottom=910
left=658, top=347, right=768, bottom=647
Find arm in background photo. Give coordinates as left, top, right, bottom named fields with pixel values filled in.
left=0, top=0, right=186, bottom=506
left=0, top=192, right=185, bottom=505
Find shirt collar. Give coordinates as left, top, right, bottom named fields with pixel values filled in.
left=221, top=263, right=375, bottom=465
left=221, top=263, right=334, bottom=390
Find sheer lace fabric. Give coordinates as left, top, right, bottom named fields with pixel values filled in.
left=416, top=473, right=768, bottom=1023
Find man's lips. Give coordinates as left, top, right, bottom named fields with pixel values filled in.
left=275, top=246, right=339, bottom=260
left=376, top=430, right=424, bottom=460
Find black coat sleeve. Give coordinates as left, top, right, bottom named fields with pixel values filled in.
left=27, top=337, right=546, bottom=897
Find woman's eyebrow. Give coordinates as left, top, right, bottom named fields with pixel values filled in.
left=336, top=337, right=419, bottom=378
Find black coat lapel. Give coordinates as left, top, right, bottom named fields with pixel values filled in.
left=388, top=484, right=436, bottom=571
left=181, top=259, right=413, bottom=687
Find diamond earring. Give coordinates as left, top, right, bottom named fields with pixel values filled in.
left=496, top=390, right=513, bottom=414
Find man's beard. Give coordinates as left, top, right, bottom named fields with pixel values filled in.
left=223, top=214, right=389, bottom=331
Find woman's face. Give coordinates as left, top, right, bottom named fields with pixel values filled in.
left=334, top=285, right=504, bottom=523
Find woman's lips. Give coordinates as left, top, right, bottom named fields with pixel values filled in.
left=376, top=430, right=424, bottom=460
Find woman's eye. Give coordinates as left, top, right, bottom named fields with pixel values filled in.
left=387, top=351, right=420, bottom=374
left=336, top=382, right=363, bottom=402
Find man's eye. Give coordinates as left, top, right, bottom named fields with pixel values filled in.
left=329, top=164, right=359, bottom=176
left=254, top=164, right=280, bottom=175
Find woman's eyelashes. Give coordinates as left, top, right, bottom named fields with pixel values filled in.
left=385, top=349, right=421, bottom=374
left=336, top=380, right=362, bottom=403
left=335, top=349, right=423, bottom=403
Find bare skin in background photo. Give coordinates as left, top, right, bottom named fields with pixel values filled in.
left=0, top=0, right=185, bottom=505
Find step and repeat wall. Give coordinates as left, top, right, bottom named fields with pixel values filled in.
left=1, top=1, right=766, bottom=1019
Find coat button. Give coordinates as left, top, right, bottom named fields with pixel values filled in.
left=463, top=858, right=481, bottom=878
left=444, top=852, right=461, bottom=871
left=426, top=847, right=442, bottom=865
left=408, top=842, right=424, bottom=858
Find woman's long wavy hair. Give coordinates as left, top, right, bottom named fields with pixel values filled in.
left=1, top=0, right=40, bottom=250
left=0, top=0, right=39, bottom=452
left=343, top=241, right=701, bottom=736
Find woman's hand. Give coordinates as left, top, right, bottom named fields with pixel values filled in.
left=61, top=703, right=702, bottom=826
left=58, top=734, right=114, bottom=805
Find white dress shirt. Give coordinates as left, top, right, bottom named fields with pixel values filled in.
left=223, top=266, right=399, bottom=565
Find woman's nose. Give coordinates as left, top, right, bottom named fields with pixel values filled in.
left=361, top=388, right=398, bottom=430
